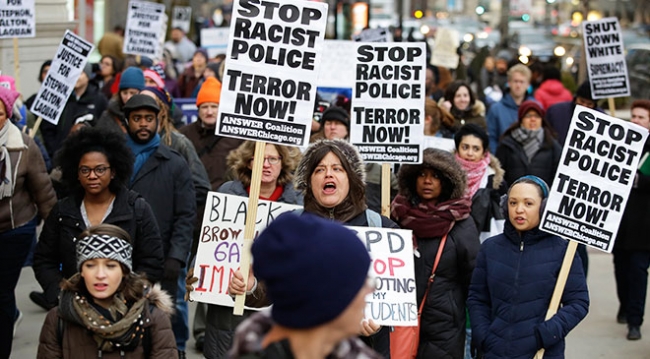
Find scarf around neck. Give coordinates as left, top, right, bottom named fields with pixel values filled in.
left=58, top=275, right=148, bottom=353
left=391, top=193, right=471, bottom=239
left=511, top=126, right=543, bottom=163
left=126, top=133, right=160, bottom=184
left=455, top=152, right=490, bottom=199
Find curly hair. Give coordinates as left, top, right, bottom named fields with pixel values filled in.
left=226, top=141, right=301, bottom=188
left=55, top=127, right=134, bottom=197
left=60, top=224, right=149, bottom=303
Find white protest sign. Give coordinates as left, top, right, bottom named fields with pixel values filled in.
left=349, top=226, right=417, bottom=326
left=423, top=136, right=455, bottom=152
left=30, top=31, right=93, bottom=125
left=171, top=6, right=192, bottom=33
left=351, top=43, right=426, bottom=164
left=123, top=0, right=166, bottom=58
left=200, top=27, right=230, bottom=58
left=431, top=28, right=460, bottom=69
left=540, top=106, right=648, bottom=253
left=317, top=40, right=358, bottom=88
left=352, top=27, right=392, bottom=42
left=190, top=193, right=302, bottom=307
left=0, top=0, right=35, bottom=38
left=217, top=0, right=328, bottom=147
left=582, top=17, right=630, bottom=99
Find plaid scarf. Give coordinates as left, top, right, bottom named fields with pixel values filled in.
left=511, top=126, right=544, bottom=163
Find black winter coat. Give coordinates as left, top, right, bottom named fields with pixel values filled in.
left=496, top=135, right=562, bottom=187
left=129, top=145, right=196, bottom=266
left=33, top=187, right=164, bottom=304
left=615, top=138, right=650, bottom=251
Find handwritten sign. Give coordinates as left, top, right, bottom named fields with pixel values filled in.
left=541, top=106, right=648, bottom=252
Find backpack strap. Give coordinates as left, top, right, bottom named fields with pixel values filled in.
left=365, top=209, right=382, bottom=227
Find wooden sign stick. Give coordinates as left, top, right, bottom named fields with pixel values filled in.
left=533, top=240, right=579, bottom=359
left=30, top=117, right=43, bottom=139
left=608, top=98, right=616, bottom=118
left=233, top=140, right=266, bottom=315
left=381, top=163, right=391, bottom=217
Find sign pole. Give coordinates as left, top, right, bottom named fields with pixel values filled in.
left=233, top=140, right=266, bottom=315
left=608, top=97, right=616, bottom=118
left=533, top=240, right=579, bottom=359
left=12, top=38, right=20, bottom=93
left=381, top=163, right=391, bottom=217
left=30, top=117, right=43, bottom=138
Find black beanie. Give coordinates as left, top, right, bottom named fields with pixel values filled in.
left=321, top=106, right=350, bottom=129
left=252, top=212, right=371, bottom=328
left=575, top=81, right=594, bottom=102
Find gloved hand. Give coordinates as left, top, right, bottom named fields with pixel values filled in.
left=163, top=258, right=182, bottom=281
left=184, top=267, right=198, bottom=302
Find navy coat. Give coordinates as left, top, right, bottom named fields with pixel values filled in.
left=468, top=221, right=589, bottom=359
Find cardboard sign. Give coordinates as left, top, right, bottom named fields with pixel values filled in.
left=349, top=226, right=417, bottom=326
left=123, top=0, right=166, bottom=58
left=0, top=0, right=36, bottom=38
left=582, top=17, right=630, bottom=99
left=217, top=0, right=328, bottom=147
left=200, top=27, right=230, bottom=58
left=540, top=106, right=648, bottom=253
left=430, top=28, right=459, bottom=69
left=190, top=193, right=302, bottom=307
left=352, top=27, right=392, bottom=42
left=30, top=31, right=93, bottom=125
left=351, top=43, right=426, bottom=164
left=171, top=6, right=192, bottom=33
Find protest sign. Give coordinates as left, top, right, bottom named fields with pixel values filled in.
left=349, top=226, right=417, bottom=326
left=431, top=28, right=460, bottom=69
left=351, top=43, right=426, bottom=164
left=30, top=31, right=93, bottom=125
left=171, top=6, right=192, bottom=33
left=200, top=27, right=230, bottom=58
left=423, top=136, right=455, bottom=152
left=540, top=106, right=648, bottom=253
left=123, top=0, right=166, bottom=58
left=0, top=0, right=35, bottom=38
left=352, top=27, right=392, bottom=42
left=582, top=17, right=630, bottom=99
left=190, top=193, right=302, bottom=307
left=217, top=0, right=328, bottom=147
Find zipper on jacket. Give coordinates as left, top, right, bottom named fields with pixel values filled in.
left=329, top=208, right=335, bottom=220
left=520, top=241, right=524, bottom=252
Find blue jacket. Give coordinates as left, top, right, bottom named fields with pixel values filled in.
left=468, top=221, right=589, bottom=359
left=486, top=93, right=536, bottom=153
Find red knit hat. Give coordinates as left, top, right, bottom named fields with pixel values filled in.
left=518, top=100, right=545, bottom=121
left=196, top=77, right=222, bottom=107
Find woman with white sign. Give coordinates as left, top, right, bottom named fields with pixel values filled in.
left=441, top=80, right=487, bottom=131
left=467, top=175, right=589, bottom=358
left=496, top=100, right=562, bottom=187
left=390, top=148, right=480, bottom=358
left=198, top=140, right=303, bottom=358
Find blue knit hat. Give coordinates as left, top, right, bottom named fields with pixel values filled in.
left=252, top=212, right=371, bottom=329
left=119, top=67, right=145, bottom=91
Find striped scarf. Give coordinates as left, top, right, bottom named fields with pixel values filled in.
left=511, top=126, right=544, bottom=163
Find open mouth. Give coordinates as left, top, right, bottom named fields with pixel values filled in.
left=323, top=182, right=336, bottom=194
left=94, top=283, right=108, bottom=291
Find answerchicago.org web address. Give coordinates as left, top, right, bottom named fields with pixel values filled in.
left=363, top=153, right=418, bottom=162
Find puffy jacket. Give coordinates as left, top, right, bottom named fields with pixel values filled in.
left=468, top=222, right=589, bottom=359
left=535, top=80, right=573, bottom=110
left=33, top=187, right=164, bottom=304
left=0, top=122, right=55, bottom=231
left=203, top=180, right=302, bottom=359
left=496, top=134, right=562, bottom=187
left=486, top=93, right=536, bottom=153
left=37, top=286, right=178, bottom=359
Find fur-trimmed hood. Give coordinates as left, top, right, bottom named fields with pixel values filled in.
left=488, top=153, right=505, bottom=190
left=147, top=284, right=174, bottom=316
left=398, top=148, right=467, bottom=202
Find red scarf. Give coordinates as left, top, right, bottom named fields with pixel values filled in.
left=247, top=185, right=284, bottom=202
left=391, top=194, right=472, bottom=239
left=455, top=152, right=490, bottom=199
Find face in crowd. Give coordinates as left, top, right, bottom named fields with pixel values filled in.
left=416, top=168, right=442, bottom=204
left=249, top=144, right=283, bottom=186
left=127, top=108, right=158, bottom=144
left=457, top=134, right=485, bottom=162
left=199, top=102, right=219, bottom=127
left=78, top=151, right=114, bottom=197
left=323, top=119, right=348, bottom=140
left=310, top=151, right=350, bottom=208
left=521, top=110, right=542, bottom=130
left=81, top=257, right=124, bottom=308
left=508, top=71, right=530, bottom=100
left=0, top=97, right=7, bottom=130
left=507, top=182, right=543, bottom=233
left=631, top=106, right=650, bottom=131
left=453, top=85, right=471, bottom=111
left=120, top=88, right=139, bottom=105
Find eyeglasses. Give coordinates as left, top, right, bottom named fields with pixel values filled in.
left=250, top=156, right=282, bottom=165
left=79, top=166, right=111, bottom=177
left=523, top=113, right=541, bottom=119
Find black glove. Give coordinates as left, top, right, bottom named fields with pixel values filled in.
left=163, top=258, right=182, bottom=281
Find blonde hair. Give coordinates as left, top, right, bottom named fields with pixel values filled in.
left=507, top=64, right=532, bottom=82
left=226, top=141, right=301, bottom=188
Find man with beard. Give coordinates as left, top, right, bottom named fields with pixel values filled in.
left=123, top=94, right=196, bottom=358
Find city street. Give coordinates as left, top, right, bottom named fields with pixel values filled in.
left=10, top=247, right=650, bottom=358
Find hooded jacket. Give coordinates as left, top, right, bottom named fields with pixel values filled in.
left=535, top=79, right=573, bottom=110
left=486, top=92, right=536, bottom=153
left=394, top=149, right=480, bottom=358
left=37, top=286, right=178, bottom=359
left=468, top=221, right=589, bottom=359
